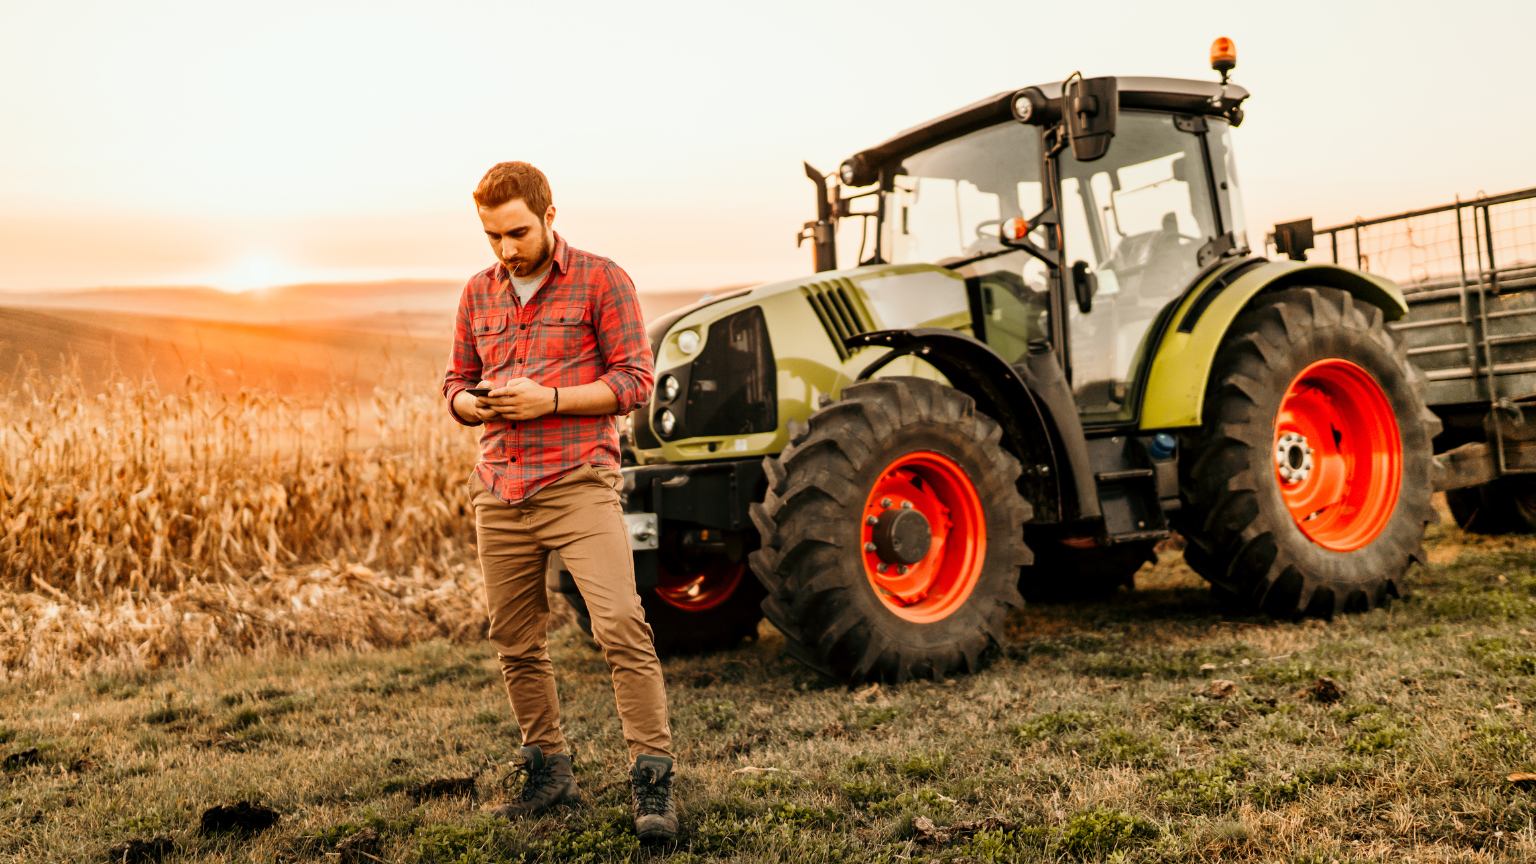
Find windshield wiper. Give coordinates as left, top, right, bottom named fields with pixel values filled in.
left=942, top=246, right=1020, bottom=270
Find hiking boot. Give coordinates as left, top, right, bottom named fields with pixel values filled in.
left=630, top=754, right=678, bottom=842
left=486, top=745, right=579, bottom=818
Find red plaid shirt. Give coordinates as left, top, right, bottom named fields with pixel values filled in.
left=443, top=232, right=653, bottom=504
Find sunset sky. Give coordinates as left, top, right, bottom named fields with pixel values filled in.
left=2, top=0, right=1530, bottom=295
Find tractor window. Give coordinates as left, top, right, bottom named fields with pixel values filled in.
left=1208, top=121, right=1249, bottom=250
left=882, top=122, right=1044, bottom=266
left=1057, top=111, right=1220, bottom=422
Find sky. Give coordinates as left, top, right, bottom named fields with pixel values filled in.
left=1, top=0, right=1532, bottom=295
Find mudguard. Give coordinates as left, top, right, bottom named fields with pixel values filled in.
left=1139, top=260, right=1409, bottom=430
left=847, top=328, right=1097, bottom=523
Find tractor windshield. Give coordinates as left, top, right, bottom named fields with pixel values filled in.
left=841, top=122, right=1044, bottom=269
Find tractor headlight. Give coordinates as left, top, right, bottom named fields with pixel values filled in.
left=839, top=160, right=858, bottom=185
left=659, top=374, right=680, bottom=402
left=675, top=328, right=701, bottom=355
left=656, top=408, right=677, bottom=437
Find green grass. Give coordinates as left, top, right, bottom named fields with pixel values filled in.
left=3, top=518, right=1535, bottom=862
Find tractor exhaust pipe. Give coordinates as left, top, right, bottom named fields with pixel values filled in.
left=798, top=162, right=837, bottom=272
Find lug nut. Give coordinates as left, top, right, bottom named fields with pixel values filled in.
left=900, top=501, right=913, bottom=510
left=864, top=542, right=877, bottom=553
left=897, top=565, right=909, bottom=575
left=880, top=497, right=892, bottom=508
left=877, top=563, right=888, bottom=573
left=866, top=515, right=878, bottom=525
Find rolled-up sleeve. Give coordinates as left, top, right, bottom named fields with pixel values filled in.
left=442, top=281, right=482, bottom=426
left=593, top=261, right=654, bottom=415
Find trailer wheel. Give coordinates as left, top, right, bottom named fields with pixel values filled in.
left=1446, top=478, right=1536, bottom=534
left=1177, top=286, right=1439, bottom=617
left=748, top=377, right=1031, bottom=682
left=1018, top=540, right=1156, bottom=602
left=562, top=536, right=766, bottom=654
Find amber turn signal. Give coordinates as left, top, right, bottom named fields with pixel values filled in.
left=1005, top=217, right=1030, bottom=241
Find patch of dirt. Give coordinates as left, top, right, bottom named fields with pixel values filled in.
left=104, top=836, right=173, bottom=863
left=3, top=747, right=40, bottom=770
left=1303, top=677, right=1345, bottom=704
left=407, top=775, right=478, bottom=802
left=198, top=801, right=279, bottom=835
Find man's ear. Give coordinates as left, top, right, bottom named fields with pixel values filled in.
left=544, top=205, right=556, bottom=231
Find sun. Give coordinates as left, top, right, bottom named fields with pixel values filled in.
left=212, top=252, right=302, bottom=294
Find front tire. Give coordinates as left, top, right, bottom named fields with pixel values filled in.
left=1177, top=287, right=1439, bottom=617
left=748, top=377, right=1032, bottom=682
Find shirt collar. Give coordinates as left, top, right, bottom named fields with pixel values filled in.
left=496, top=230, right=570, bottom=284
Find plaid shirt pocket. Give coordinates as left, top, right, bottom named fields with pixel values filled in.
left=540, top=304, right=589, bottom=356
left=472, top=314, right=509, bottom=364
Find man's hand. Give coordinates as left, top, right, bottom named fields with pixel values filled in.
left=452, top=381, right=501, bottom=424
left=485, top=377, right=557, bottom=420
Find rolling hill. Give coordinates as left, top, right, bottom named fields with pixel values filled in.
left=0, top=281, right=729, bottom=398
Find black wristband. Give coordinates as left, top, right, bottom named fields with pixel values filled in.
left=553, top=387, right=559, bottom=414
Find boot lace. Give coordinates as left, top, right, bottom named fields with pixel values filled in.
left=517, top=759, right=555, bottom=802
left=634, top=768, right=671, bottom=814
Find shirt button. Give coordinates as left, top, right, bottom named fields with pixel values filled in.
left=509, top=456, right=518, bottom=463
left=520, top=323, right=528, bottom=330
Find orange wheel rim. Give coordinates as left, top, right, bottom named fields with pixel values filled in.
left=1273, top=359, right=1401, bottom=551
left=655, top=558, right=745, bottom=612
left=860, top=451, right=986, bottom=623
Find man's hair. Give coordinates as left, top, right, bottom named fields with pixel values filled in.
left=474, top=161, right=552, bottom=214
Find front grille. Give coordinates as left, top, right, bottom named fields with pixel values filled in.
left=680, top=307, right=777, bottom=438
left=801, top=278, right=874, bottom=360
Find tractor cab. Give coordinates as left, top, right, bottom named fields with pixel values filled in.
left=806, top=67, right=1251, bottom=427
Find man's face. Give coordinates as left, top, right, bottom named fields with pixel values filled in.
left=478, top=198, right=555, bottom=277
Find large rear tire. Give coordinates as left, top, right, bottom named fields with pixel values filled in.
left=748, top=377, right=1031, bottom=682
left=1177, top=287, right=1439, bottom=617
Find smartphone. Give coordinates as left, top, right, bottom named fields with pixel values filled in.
left=466, top=387, right=492, bottom=398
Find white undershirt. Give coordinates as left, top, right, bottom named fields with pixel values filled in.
left=509, top=258, right=553, bottom=305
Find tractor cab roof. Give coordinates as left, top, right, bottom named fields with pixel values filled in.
left=848, top=76, right=1249, bottom=175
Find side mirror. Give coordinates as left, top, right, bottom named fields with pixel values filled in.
left=1071, top=261, right=1097, bottom=313
left=1065, top=76, right=1118, bottom=162
left=1272, top=218, right=1315, bottom=261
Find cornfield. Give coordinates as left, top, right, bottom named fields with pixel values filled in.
left=0, top=357, right=493, bottom=678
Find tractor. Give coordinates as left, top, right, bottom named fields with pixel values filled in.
left=551, top=40, right=1514, bottom=682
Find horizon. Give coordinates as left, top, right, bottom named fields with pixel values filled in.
left=3, top=1, right=1533, bottom=295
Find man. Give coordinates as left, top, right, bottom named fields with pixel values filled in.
left=442, top=161, right=677, bottom=841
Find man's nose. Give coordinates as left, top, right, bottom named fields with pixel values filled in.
left=498, top=238, right=517, bottom=259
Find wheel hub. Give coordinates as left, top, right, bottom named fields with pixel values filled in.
left=1275, top=432, right=1314, bottom=484
left=859, top=451, right=987, bottom=623
left=871, top=506, right=932, bottom=564
left=1272, top=358, right=1403, bottom=552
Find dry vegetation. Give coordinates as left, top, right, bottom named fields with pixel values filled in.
left=1, top=357, right=485, bottom=677
left=2, top=528, right=1533, bottom=862
left=1, top=336, right=1533, bottom=861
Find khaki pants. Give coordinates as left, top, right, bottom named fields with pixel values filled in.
left=470, top=464, right=673, bottom=762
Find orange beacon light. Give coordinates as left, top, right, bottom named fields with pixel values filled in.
left=1211, top=37, right=1237, bottom=83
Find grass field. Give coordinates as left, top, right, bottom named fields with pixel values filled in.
left=4, top=517, right=1533, bottom=863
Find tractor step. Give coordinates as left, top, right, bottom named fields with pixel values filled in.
left=1095, top=468, right=1155, bottom=482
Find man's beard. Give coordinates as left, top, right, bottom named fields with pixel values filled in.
left=506, top=228, right=552, bottom=277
